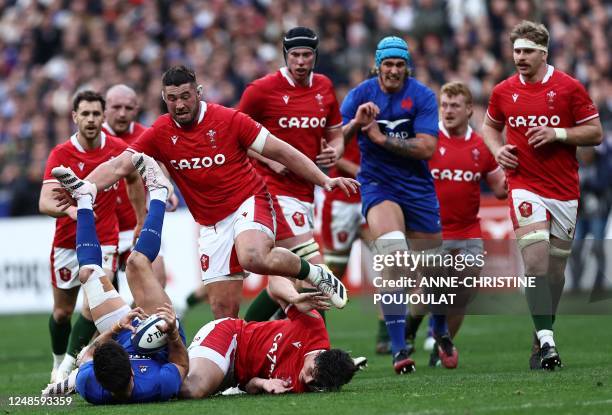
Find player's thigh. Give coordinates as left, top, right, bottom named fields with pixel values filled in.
left=126, top=251, right=171, bottom=315
left=181, top=357, right=226, bottom=398
left=234, top=228, right=275, bottom=269
left=366, top=200, right=406, bottom=238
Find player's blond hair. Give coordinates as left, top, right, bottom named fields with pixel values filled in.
left=510, top=20, right=549, bottom=50
left=440, top=82, right=473, bottom=105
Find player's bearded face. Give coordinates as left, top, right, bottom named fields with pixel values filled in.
left=440, top=94, right=471, bottom=131
left=378, top=59, right=407, bottom=93
left=105, top=95, right=138, bottom=134
left=73, top=100, right=104, bottom=141
left=287, top=48, right=315, bottom=84
left=513, top=48, right=546, bottom=78
left=163, top=84, right=200, bottom=126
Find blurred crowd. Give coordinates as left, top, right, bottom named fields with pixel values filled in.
left=0, top=0, right=610, bottom=217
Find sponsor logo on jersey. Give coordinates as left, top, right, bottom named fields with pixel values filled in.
left=278, top=117, right=327, bottom=129
left=267, top=332, right=283, bottom=377
left=508, top=115, right=561, bottom=128
left=200, top=254, right=209, bottom=272
left=518, top=201, right=532, bottom=218
left=170, top=154, right=226, bottom=170
left=78, top=162, right=85, bottom=171
left=512, top=93, right=519, bottom=103
left=171, top=135, right=179, bottom=144
left=378, top=118, right=411, bottom=139
left=431, top=168, right=482, bottom=182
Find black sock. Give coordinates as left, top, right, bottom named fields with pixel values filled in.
left=49, top=315, right=71, bottom=355
left=66, top=314, right=97, bottom=357
left=244, top=289, right=280, bottom=322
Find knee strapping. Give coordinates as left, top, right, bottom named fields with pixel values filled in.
left=517, top=229, right=550, bottom=250
left=550, top=245, right=571, bottom=258
left=291, top=238, right=320, bottom=261
left=94, top=305, right=131, bottom=333
left=374, top=231, right=408, bottom=255
left=81, top=265, right=120, bottom=309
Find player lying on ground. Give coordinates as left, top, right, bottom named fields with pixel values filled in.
left=180, top=275, right=358, bottom=398
left=42, top=153, right=188, bottom=403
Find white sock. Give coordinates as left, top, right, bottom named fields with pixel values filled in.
left=537, top=329, right=555, bottom=347
left=77, top=194, right=93, bottom=210
left=306, top=264, right=320, bottom=284
left=149, top=188, right=168, bottom=202
left=52, top=353, right=65, bottom=369
left=58, top=355, right=76, bottom=373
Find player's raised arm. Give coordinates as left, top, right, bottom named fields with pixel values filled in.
left=257, top=132, right=360, bottom=196
left=87, top=150, right=137, bottom=191
left=155, top=303, right=189, bottom=380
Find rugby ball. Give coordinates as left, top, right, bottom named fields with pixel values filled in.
left=130, top=314, right=168, bottom=354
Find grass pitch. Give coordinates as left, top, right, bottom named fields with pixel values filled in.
left=1, top=298, right=611, bottom=415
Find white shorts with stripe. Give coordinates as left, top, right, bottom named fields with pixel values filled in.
left=50, top=245, right=117, bottom=289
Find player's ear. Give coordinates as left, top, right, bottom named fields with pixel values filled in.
left=72, top=111, right=78, bottom=123
left=196, top=84, right=203, bottom=99
left=161, top=90, right=166, bottom=102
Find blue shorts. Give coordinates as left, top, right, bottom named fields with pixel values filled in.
left=361, top=184, right=441, bottom=234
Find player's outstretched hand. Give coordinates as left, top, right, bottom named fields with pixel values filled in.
left=495, top=144, right=519, bottom=169
left=262, top=378, right=292, bottom=394
left=526, top=126, right=557, bottom=148
left=155, top=303, right=178, bottom=336
left=52, top=187, right=76, bottom=210
left=355, top=102, right=380, bottom=126
left=291, top=291, right=331, bottom=313
left=113, top=307, right=148, bottom=334
left=323, top=176, right=360, bottom=197
left=316, top=139, right=338, bottom=168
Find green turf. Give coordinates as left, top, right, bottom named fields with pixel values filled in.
left=1, top=298, right=611, bottom=415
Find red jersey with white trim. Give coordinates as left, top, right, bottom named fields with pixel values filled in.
left=129, top=102, right=268, bottom=226
left=326, top=136, right=361, bottom=203
left=102, top=122, right=146, bottom=232
left=486, top=66, right=599, bottom=200
left=429, top=124, right=499, bottom=238
left=43, top=133, right=126, bottom=248
left=235, top=306, right=329, bottom=393
left=238, top=68, right=343, bottom=203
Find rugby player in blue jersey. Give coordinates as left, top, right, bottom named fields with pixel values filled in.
left=341, top=36, right=457, bottom=374
left=42, top=154, right=188, bottom=403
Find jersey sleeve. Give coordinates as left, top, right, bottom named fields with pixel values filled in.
left=232, top=110, right=269, bottom=149
left=340, top=87, right=361, bottom=125
left=486, top=85, right=505, bottom=124
left=237, top=83, right=262, bottom=120
left=75, top=361, right=108, bottom=404
left=129, top=127, right=159, bottom=159
left=43, top=148, right=61, bottom=183
left=570, top=80, right=599, bottom=125
left=158, top=363, right=182, bottom=400
left=413, top=88, right=439, bottom=137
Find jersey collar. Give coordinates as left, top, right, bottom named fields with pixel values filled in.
left=70, top=131, right=106, bottom=153
left=172, top=101, right=207, bottom=128
left=280, top=67, right=313, bottom=88
left=438, top=121, right=472, bottom=141
left=519, top=64, right=554, bottom=85
left=102, top=121, right=134, bottom=136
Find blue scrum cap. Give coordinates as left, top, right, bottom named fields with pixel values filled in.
left=375, top=36, right=410, bottom=67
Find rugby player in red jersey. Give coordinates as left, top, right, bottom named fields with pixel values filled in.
left=417, top=81, right=506, bottom=367
left=39, top=90, right=145, bottom=383
left=482, top=20, right=602, bottom=370
left=237, top=27, right=345, bottom=322
left=180, top=276, right=357, bottom=398
left=54, top=66, right=358, bottom=319
left=103, top=84, right=176, bottom=288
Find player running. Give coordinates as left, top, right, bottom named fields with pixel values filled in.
left=54, top=65, right=357, bottom=318
left=180, top=275, right=357, bottom=398
left=39, top=90, right=145, bottom=383
left=416, top=81, right=507, bottom=366
left=237, top=27, right=345, bottom=322
left=42, top=153, right=188, bottom=404
left=482, top=20, right=602, bottom=370
left=341, top=36, right=455, bottom=374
